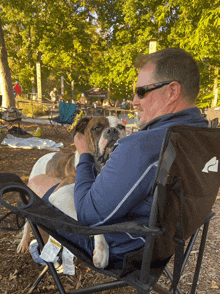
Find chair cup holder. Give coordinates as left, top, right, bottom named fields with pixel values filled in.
left=0, top=185, right=34, bottom=212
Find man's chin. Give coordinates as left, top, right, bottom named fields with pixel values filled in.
left=137, top=120, right=146, bottom=129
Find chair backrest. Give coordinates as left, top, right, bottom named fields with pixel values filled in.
left=59, top=101, right=77, bottom=123
left=152, top=125, right=220, bottom=262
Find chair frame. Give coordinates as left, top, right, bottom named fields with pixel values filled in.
left=0, top=125, right=219, bottom=294
left=25, top=199, right=214, bottom=294
left=48, top=102, right=77, bottom=135
left=0, top=107, right=22, bottom=131
left=0, top=176, right=215, bottom=294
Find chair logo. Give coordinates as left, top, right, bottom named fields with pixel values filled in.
left=202, top=157, right=219, bottom=173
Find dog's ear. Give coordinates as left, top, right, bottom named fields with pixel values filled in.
left=71, top=117, right=92, bottom=138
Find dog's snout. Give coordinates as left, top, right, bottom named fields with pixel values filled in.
left=103, top=127, right=119, bottom=140
left=106, top=127, right=119, bottom=135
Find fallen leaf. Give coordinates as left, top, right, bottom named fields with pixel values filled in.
left=65, top=284, right=75, bottom=291
left=21, top=176, right=29, bottom=181
left=211, top=280, right=219, bottom=289
left=9, top=271, right=17, bottom=281
left=46, top=285, right=55, bottom=290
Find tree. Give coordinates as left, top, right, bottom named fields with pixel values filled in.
left=0, top=16, right=15, bottom=107
left=153, top=0, right=220, bottom=108
left=1, top=0, right=220, bottom=105
left=89, top=0, right=161, bottom=98
left=1, top=0, right=106, bottom=97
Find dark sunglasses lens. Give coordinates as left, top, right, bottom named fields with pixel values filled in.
left=136, top=87, right=146, bottom=99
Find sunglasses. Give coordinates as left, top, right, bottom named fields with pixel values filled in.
left=135, top=81, right=173, bottom=99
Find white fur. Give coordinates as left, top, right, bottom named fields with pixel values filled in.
left=93, top=235, right=109, bottom=268
left=17, top=152, right=56, bottom=253
left=74, top=151, right=80, bottom=169
left=18, top=117, right=125, bottom=268
left=107, top=116, right=121, bottom=128
left=29, top=152, right=56, bottom=182
left=98, top=116, right=126, bottom=153
left=17, top=222, right=31, bottom=253
left=49, top=184, right=77, bottom=219
left=48, top=183, right=109, bottom=268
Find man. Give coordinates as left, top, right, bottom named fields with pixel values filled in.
left=28, top=48, right=208, bottom=265
left=50, top=88, right=58, bottom=107
left=14, top=81, right=22, bottom=95
left=121, top=98, right=126, bottom=109
left=50, top=88, right=58, bottom=109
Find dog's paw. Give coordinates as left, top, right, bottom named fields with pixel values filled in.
left=93, top=235, right=109, bottom=268
left=17, top=240, right=29, bottom=253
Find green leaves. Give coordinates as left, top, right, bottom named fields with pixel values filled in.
left=1, top=0, right=220, bottom=105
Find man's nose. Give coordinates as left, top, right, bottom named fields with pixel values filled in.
left=132, top=93, right=140, bottom=106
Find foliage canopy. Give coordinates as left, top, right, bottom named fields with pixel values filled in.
left=1, top=0, right=219, bottom=106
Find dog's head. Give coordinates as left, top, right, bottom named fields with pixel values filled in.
left=71, top=116, right=126, bottom=169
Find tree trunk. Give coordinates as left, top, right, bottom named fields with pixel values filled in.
left=211, top=67, right=219, bottom=108
left=0, top=17, right=15, bottom=108
left=107, top=82, right=110, bottom=102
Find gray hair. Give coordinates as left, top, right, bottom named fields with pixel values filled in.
left=135, top=48, right=200, bottom=102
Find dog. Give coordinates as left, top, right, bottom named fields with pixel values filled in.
left=17, top=116, right=126, bottom=268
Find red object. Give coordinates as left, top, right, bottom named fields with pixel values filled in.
left=14, top=83, right=22, bottom=95
left=121, top=118, right=127, bottom=125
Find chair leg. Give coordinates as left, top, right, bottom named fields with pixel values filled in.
left=27, top=265, right=48, bottom=294
left=153, top=283, right=174, bottom=294
left=68, top=280, right=127, bottom=294
left=166, top=229, right=200, bottom=294
left=190, top=221, right=210, bottom=294
left=165, top=268, right=183, bottom=294
left=29, top=221, right=67, bottom=294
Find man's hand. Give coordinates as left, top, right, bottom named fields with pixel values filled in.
left=74, top=133, right=91, bottom=155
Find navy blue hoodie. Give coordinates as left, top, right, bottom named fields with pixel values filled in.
left=74, top=108, right=208, bottom=256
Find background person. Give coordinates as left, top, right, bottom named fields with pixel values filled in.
left=50, top=88, right=58, bottom=107
left=115, top=99, right=120, bottom=107
left=59, top=94, right=67, bottom=102
left=28, top=48, right=208, bottom=267
left=14, top=81, right=22, bottom=96
left=121, top=98, right=126, bottom=109
left=203, top=107, right=208, bottom=118
left=133, top=106, right=139, bottom=124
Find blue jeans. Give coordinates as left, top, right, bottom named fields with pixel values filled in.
left=42, top=184, right=94, bottom=257
left=42, top=185, right=124, bottom=268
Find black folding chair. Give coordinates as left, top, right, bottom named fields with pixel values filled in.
left=0, top=125, right=220, bottom=294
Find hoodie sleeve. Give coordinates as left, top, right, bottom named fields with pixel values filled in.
left=74, top=137, right=158, bottom=227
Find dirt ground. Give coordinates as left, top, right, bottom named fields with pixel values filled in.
left=0, top=120, right=219, bottom=294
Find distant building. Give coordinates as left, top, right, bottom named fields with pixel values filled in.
left=84, top=88, right=109, bottom=105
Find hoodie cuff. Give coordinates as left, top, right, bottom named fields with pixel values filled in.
left=79, top=153, right=94, bottom=163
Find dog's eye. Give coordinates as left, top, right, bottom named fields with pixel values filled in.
left=117, top=125, right=125, bottom=130
left=93, top=126, right=102, bottom=132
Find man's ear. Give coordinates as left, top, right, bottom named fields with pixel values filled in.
left=71, top=117, right=92, bottom=138
left=167, top=81, right=181, bottom=102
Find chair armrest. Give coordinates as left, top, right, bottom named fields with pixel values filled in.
left=0, top=178, right=163, bottom=237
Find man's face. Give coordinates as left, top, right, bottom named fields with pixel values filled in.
left=132, top=63, right=172, bottom=127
